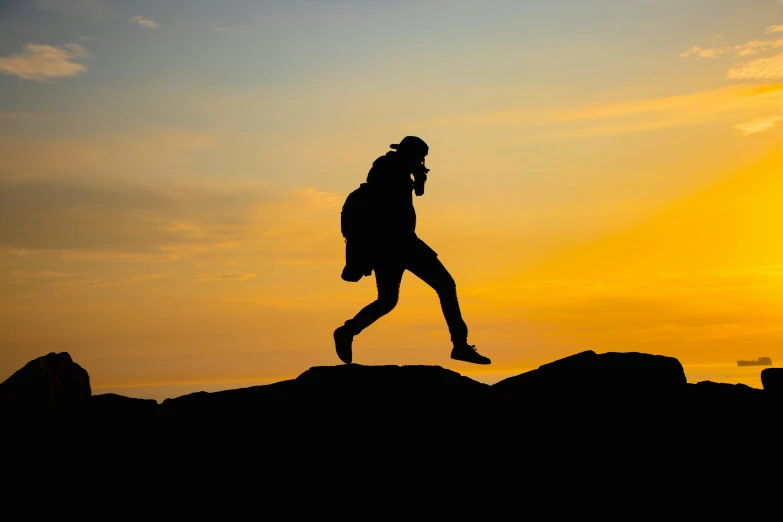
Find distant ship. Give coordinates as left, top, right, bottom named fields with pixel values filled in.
left=737, top=357, right=772, bottom=367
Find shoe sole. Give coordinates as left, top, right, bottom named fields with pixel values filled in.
left=450, top=354, right=491, bottom=365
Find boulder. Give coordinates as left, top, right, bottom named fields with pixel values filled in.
left=0, top=352, right=91, bottom=412
left=160, top=364, right=489, bottom=424
left=294, top=363, right=488, bottom=405
left=157, top=364, right=492, bottom=457
left=679, top=381, right=770, bottom=439
left=493, top=350, right=686, bottom=402
left=761, top=368, right=783, bottom=396
left=685, top=380, right=764, bottom=404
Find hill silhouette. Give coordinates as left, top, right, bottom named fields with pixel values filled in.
left=3, top=350, right=778, bottom=428
left=3, top=350, right=778, bottom=489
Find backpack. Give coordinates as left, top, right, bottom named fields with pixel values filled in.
left=340, top=183, right=375, bottom=282
left=341, top=183, right=373, bottom=240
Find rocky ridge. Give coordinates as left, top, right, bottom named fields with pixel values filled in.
left=2, top=350, right=778, bottom=426
left=3, top=350, right=778, bottom=491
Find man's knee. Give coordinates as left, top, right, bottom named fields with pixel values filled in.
left=434, top=274, right=457, bottom=298
left=376, top=294, right=399, bottom=314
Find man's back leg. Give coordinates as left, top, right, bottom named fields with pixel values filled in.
left=334, top=263, right=405, bottom=364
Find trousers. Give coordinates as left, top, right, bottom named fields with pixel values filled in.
left=343, top=238, right=468, bottom=344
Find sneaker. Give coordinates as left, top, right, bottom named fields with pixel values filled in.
left=450, top=343, right=491, bottom=365
left=333, top=325, right=354, bottom=364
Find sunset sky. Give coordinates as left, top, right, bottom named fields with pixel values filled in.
left=1, top=0, right=782, bottom=398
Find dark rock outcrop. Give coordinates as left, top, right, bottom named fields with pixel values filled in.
left=3, top=350, right=778, bottom=443
left=88, top=393, right=158, bottom=418
left=686, top=380, right=764, bottom=402
left=0, top=352, right=91, bottom=412
left=492, top=350, right=686, bottom=401
left=684, top=380, right=767, bottom=418
left=160, top=364, right=489, bottom=422
left=761, top=368, right=783, bottom=396
left=4, top=350, right=778, bottom=494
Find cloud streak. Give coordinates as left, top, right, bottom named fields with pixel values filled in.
left=130, top=15, right=160, bottom=29
left=451, top=83, right=783, bottom=138
left=0, top=43, right=90, bottom=81
left=679, top=46, right=725, bottom=58
left=727, top=52, right=783, bottom=79
left=0, top=180, right=255, bottom=257
left=0, top=178, right=343, bottom=272
left=733, top=39, right=783, bottom=56
left=734, top=116, right=783, bottom=135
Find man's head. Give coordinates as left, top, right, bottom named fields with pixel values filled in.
left=390, top=136, right=428, bottom=162
left=389, top=136, right=430, bottom=174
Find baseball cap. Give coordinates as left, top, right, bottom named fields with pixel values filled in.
left=390, top=136, right=428, bottom=156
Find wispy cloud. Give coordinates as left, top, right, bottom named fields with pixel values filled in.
left=683, top=22, right=783, bottom=59
left=292, top=188, right=342, bottom=210
left=0, top=179, right=253, bottom=260
left=681, top=40, right=783, bottom=59
left=0, top=125, right=219, bottom=184
left=453, top=84, right=783, bottom=138
left=129, top=15, right=160, bottom=29
left=733, top=116, right=783, bottom=135
left=733, top=39, right=783, bottom=57
left=727, top=53, right=783, bottom=79
left=679, top=46, right=725, bottom=58
left=0, top=176, right=343, bottom=272
left=0, top=43, right=90, bottom=81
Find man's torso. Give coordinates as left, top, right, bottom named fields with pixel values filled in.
left=366, top=151, right=417, bottom=241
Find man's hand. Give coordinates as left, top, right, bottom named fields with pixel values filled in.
left=413, top=171, right=427, bottom=196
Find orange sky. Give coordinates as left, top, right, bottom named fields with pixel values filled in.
left=1, top=1, right=782, bottom=397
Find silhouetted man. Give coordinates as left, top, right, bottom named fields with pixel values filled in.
left=334, top=136, right=491, bottom=365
